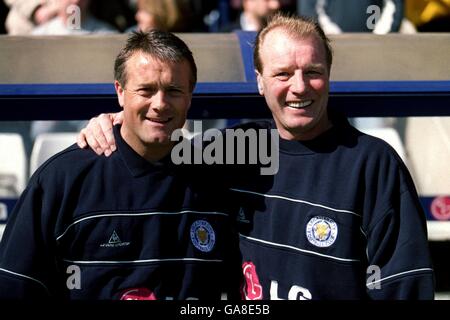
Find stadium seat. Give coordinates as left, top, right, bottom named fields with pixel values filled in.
left=0, top=133, right=27, bottom=197
left=0, top=224, right=5, bottom=242
left=405, top=117, right=450, bottom=196
left=29, top=133, right=78, bottom=177
left=359, top=127, right=407, bottom=164
left=0, top=202, right=7, bottom=242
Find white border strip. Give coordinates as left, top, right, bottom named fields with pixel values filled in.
left=56, top=210, right=228, bottom=241
left=427, top=221, right=450, bottom=241
left=366, top=267, right=433, bottom=287
left=230, top=188, right=361, bottom=217
left=62, top=257, right=223, bottom=265
left=240, top=234, right=360, bottom=263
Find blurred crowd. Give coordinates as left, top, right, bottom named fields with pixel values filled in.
left=0, top=0, right=447, bottom=36
left=0, top=0, right=449, bottom=156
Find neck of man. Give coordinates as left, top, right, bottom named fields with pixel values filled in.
left=140, top=143, right=174, bottom=163
left=278, top=117, right=334, bottom=141
left=120, top=126, right=174, bottom=163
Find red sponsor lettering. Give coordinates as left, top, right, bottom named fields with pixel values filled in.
left=241, top=261, right=263, bottom=300
left=120, top=288, right=157, bottom=300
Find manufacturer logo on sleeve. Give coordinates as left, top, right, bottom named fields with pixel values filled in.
left=306, top=216, right=338, bottom=247
left=100, top=230, right=130, bottom=248
left=190, top=220, right=215, bottom=252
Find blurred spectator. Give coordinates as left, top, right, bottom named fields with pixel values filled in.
left=32, top=0, right=116, bottom=35
left=299, top=0, right=404, bottom=131
left=405, top=0, right=450, bottom=31
left=30, top=0, right=117, bottom=141
left=0, top=0, right=8, bottom=34
left=4, top=0, right=59, bottom=35
left=89, top=0, right=136, bottom=32
left=221, top=0, right=281, bottom=31
left=298, top=0, right=404, bottom=34
left=130, top=0, right=192, bottom=32
left=190, top=0, right=220, bottom=31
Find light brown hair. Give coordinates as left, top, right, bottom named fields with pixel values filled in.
left=253, top=13, right=333, bottom=73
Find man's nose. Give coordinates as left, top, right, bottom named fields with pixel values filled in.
left=151, top=90, right=169, bottom=111
left=290, top=71, right=307, bottom=94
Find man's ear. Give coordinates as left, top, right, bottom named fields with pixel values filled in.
left=256, top=70, right=264, bottom=96
left=114, top=80, right=125, bottom=108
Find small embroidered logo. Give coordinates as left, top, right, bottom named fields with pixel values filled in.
left=100, top=230, right=130, bottom=247
left=190, top=220, right=215, bottom=252
left=306, top=216, right=338, bottom=247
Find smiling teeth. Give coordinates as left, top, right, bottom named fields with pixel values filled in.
left=288, top=101, right=313, bottom=108
left=148, top=118, right=170, bottom=123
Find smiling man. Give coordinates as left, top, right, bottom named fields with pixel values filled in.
left=234, top=14, right=434, bottom=300
left=0, top=30, right=240, bottom=300
left=77, top=14, right=434, bottom=300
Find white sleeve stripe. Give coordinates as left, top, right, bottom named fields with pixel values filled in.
left=366, top=267, right=434, bottom=287
left=240, top=233, right=361, bottom=263
left=0, top=267, right=50, bottom=293
left=62, top=257, right=223, bottom=265
left=56, top=210, right=228, bottom=241
left=230, top=188, right=361, bottom=217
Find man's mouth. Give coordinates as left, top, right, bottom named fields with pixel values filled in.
left=287, top=100, right=313, bottom=109
left=146, top=117, right=172, bottom=124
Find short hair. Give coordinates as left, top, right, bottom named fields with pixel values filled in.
left=253, top=13, right=333, bottom=73
left=114, top=30, right=197, bottom=91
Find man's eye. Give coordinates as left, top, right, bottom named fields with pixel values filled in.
left=306, top=70, right=322, bottom=76
left=167, top=88, right=184, bottom=95
left=137, top=90, right=155, bottom=98
left=276, top=72, right=290, bottom=79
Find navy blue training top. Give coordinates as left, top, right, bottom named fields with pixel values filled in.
left=0, top=125, right=240, bottom=300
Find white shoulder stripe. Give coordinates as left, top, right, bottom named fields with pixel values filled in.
left=366, top=267, right=434, bottom=287
left=62, top=257, right=223, bottom=265
left=240, top=234, right=360, bottom=263
left=56, top=210, right=228, bottom=241
left=0, top=267, right=50, bottom=293
left=230, top=188, right=361, bottom=217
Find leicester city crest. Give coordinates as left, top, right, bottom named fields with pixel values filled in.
left=190, top=220, right=215, bottom=252
left=306, top=216, right=338, bottom=247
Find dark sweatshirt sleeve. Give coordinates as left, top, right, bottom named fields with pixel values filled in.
left=0, top=175, right=58, bottom=299
left=364, top=158, right=434, bottom=299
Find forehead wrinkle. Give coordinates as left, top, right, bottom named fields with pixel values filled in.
left=262, top=30, right=326, bottom=69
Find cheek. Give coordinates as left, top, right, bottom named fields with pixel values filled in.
left=310, top=79, right=328, bottom=94
left=265, top=80, right=286, bottom=99
left=125, top=101, right=147, bottom=120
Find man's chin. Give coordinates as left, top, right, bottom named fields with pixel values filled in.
left=144, top=136, right=172, bottom=145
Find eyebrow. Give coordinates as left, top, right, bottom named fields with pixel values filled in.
left=136, top=83, right=186, bottom=92
left=304, top=63, right=326, bottom=70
